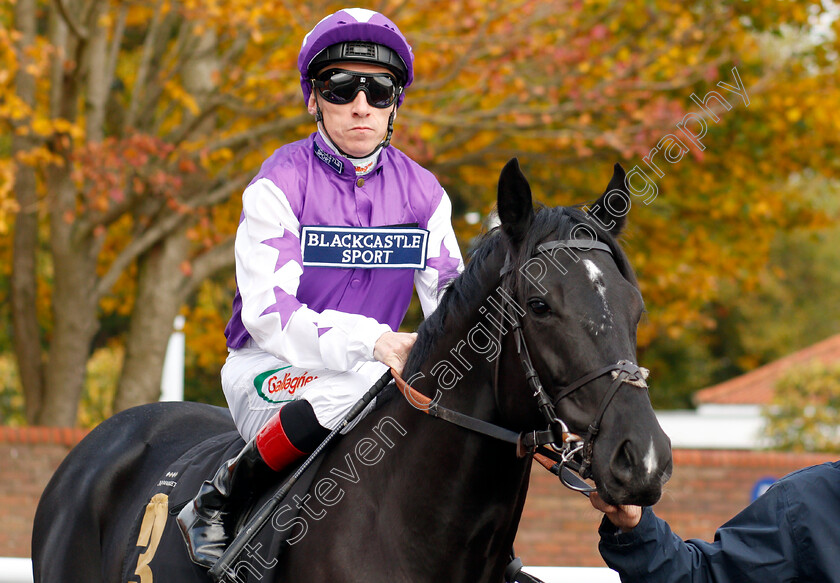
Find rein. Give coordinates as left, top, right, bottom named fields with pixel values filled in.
left=394, top=237, right=651, bottom=494
left=391, top=370, right=562, bottom=455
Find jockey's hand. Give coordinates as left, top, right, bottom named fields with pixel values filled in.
left=373, top=331, right=417, bottom=375
left=589, top=492, right=643, bottom=532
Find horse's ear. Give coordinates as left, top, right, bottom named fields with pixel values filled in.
left=497, top=158, right=534, bottom=243
left=588, top=162, right=629, bottom=237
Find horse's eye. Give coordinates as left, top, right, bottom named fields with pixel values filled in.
left=528, top=298, right=551, bottom=315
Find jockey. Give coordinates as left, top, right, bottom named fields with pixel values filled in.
left=177, top=7, right=464, bottom=568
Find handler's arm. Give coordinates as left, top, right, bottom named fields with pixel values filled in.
left=592, top=485, right=798, bottom=583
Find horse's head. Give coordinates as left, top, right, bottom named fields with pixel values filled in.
left=495, top=159, right=672, bottom=507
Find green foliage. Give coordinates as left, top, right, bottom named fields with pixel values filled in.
left=0, top=274, right=10, bottom=353
left=3, top=344, right=124, bottom=429
left=640, top=331, right=719, bottom=409
left=181, top=279, right=231, bottom=406
left=76, top=345, right=122, bottom=429
left=763, top=362, right=840, bottom=452
left=0, top=354, right=25, bottom=425
left=183, top=364, right=227, bottom=407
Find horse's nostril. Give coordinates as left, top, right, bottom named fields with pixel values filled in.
left=610, top=440, right=636, bottom=485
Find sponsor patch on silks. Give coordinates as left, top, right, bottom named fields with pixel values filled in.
left=254, top=366, right=319, bottom=403
left=301, top=225, right=429, bottom=269
left=313, top=141, right=344, bottom=174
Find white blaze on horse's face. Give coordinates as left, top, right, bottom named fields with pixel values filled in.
left=644, top=438, right=658, bottom=476
left=582, top=259, right=614, bottom=335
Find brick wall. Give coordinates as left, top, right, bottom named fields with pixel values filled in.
left=1, top=427, right=836, bottom=567
left=0, top=427, right=89, bottom=558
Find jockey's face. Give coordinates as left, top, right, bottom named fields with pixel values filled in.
left=308, top=62, right=397, bottom=158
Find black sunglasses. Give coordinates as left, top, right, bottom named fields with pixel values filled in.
left=312, top=69, right=401, bottom=108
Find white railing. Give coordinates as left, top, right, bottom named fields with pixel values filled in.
left=0, top=559, right=32, bottom=583
left=527, top=566, right=620, bottom=582
left=0, top=559, right=619, bottom=583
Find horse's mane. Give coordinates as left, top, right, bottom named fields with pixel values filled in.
left=403, top=203, right=636, bottom=379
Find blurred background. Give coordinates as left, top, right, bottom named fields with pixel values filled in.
left=2, top=0, right=840, bottom=570
left=4, top=0, right=839, bottom=440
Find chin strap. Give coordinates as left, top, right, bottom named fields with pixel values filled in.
left=381, top=107, right=396, bottom=149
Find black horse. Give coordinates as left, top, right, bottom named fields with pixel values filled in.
left=32, top=159, right=672, bottom=582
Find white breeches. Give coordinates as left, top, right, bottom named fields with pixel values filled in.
left=221, top=346, right=388, bottom=441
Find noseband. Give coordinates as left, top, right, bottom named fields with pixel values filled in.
left=392, top=237, right=650, bottom=494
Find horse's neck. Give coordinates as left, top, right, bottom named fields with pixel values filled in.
left=365, top=334, right=531, bottom=575
left=387, top=261, right=530, bottom=530
left=290, top=263, right=533, bottom=579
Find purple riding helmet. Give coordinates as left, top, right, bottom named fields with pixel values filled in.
left=298, top=8, right=415, bottom=108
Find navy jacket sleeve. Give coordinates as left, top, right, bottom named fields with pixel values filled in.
left=597, top=461, right=840, bottom=583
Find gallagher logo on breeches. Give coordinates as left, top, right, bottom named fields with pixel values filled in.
left=254, top=366, right=319, bottom=403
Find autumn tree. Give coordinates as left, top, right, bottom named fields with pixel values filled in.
left=2, top=0, right=837, bottom=425
left=4, top=0, right=311, bottom=425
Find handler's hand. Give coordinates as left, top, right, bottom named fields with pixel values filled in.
left=374, top=331, right=417, bottom=375
left=590, top=492, right=643, bottom=533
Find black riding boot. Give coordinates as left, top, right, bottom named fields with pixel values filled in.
left=177, top=439, right=271, bottom=568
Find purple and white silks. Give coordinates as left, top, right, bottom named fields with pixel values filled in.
left=224, top=132, right=463, bottom=373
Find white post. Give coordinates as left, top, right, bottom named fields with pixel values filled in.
left=160, top=315, right=186, bottom=402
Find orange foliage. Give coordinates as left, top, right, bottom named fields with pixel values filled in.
left=2, top=0, right=838, bottom=418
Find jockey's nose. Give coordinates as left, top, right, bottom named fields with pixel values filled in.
left=351, top=89, right=372, bottom=113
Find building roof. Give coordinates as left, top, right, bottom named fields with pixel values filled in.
left=693, top=333, right=840, bottom=406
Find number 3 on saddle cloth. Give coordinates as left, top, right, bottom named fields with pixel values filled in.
left=121, top=431, right=328, bottom=582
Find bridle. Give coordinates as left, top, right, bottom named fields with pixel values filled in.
left=392, top=237, right=650, bottom=494
left=502, top=237, right=653, bottom=487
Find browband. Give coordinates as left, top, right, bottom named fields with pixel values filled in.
left=501, top=239, right=613, bottom=277
left=537, top=239, right=613, bottom=256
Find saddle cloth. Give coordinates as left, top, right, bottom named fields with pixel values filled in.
left=121, top=430, right=328, bottom=583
